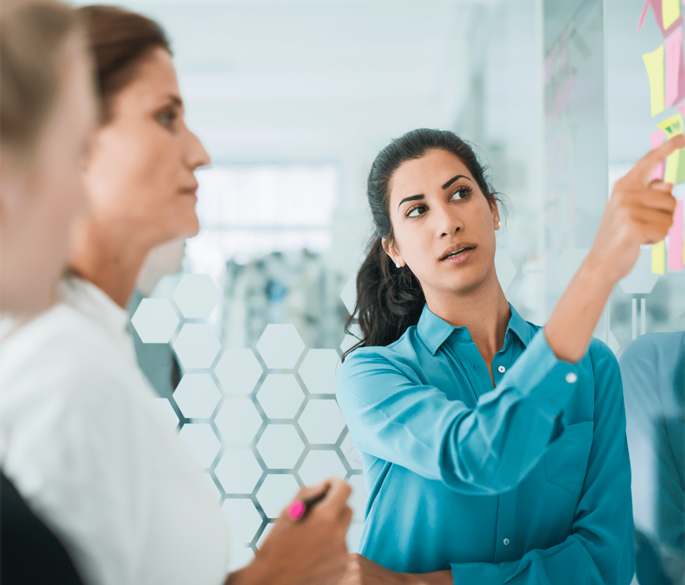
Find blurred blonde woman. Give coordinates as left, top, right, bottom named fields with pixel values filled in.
left=0, top=1, right=96, bottom=583
left=1, top=4, right=352, bottom=585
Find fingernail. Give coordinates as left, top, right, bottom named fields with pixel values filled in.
left=288, top=500, right=306, bottom=520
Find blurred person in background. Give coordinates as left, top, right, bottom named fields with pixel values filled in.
left=336, top=128, right=681, bottom=584
left=1, top=3, right=352, bottom=585
left=0, top=0, right=95, bottom=583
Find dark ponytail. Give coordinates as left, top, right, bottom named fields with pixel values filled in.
left=342, top=128, right=500, bottom=361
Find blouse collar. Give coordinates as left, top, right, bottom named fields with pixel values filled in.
left=417, top=302, right=534, bottom=355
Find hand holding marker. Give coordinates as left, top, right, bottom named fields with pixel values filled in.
left=287, top=489, right=330, bottom=520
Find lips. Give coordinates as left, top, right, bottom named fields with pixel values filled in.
left=440, top=243, right=476, bottom=261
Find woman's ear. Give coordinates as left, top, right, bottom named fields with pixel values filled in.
left=492, top=201, right=501, bottom=230
left=382, top=237, right=404, bottom=268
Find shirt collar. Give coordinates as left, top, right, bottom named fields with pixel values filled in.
left=417, top=302, right=534, bottom=355
left=59, top=276, right=130, bottom=338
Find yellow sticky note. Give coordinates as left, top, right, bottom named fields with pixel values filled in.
left=657, top=114, right=685, bottom=182
left=644, top=46, right=666, bottom=117
left=652, top=240, right=667, bottom=274
left=663, top=0, right=680, bottom=30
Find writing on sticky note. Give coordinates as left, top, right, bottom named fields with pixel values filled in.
left=664, top=0, right=681, bottom=29
left=657, top=114, right=684, bottom=182
left=644, top=46, right=666, bottom=116
left=651, top=130, right=666, bottom=180
left=652, top=240, right=667, bottom=274
left=665, top=27, right=685, bottom=106
left=668, top=200, right=684, bottom=270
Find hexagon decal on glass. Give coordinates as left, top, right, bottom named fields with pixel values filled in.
left=619, top=248, right=660, bottom=294
left=298, top=399, right=346, bottom=444
left=214, top=399, right=263, bottom=444
left=174, top=373, right=221, bottom=419
left=348, top=474, right=368, bottom=521
left=179, top=423, right=221, bottom=468
left=256, top=425, right=305, bottom=469
left=298, top=450, right=346, bottom=485
left=173, top=274, right=220, bottom=319
left=131, top=299, right=179, bottom=343
left=215, top=449, right=264, bottom=495
left=153, top=398, right=179, bottom=429
left=222, top=499, right=263, bottom=545
left=552, top=248, right=589, bottom=290
left=256, top=474, right=300, bottom=518
left=228, top=547, right=254, bottom=572
left=340, top=323, right=361, bottom=355
left=255, top=324, right=305, bottom=369
left=172, top=323, right=221, bottom=369
left=298, top=349, right=340, bottom=395
left=256, top=374, right=305, bottom=419
left=340, top=431, right=363, bottom=470
left=340, top=273, right=357, bottom=315
left=215, top=349, right=263, bottom=394
left=494, top=249, right=517, bottom=293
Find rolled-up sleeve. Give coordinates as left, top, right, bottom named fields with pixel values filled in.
left=448, top=342, right=635, bottom=584
left=336, top=329, right=582, bottom=495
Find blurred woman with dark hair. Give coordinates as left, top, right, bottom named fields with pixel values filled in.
left=0, top=5, right=352, bottom=585
left=336, top=128, right=681, bottom=584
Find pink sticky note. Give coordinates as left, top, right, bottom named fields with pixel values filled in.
left=665, top=27, right=685, bottom=106
left=651, top=130, right=666, bottom=180
left=639, top=0, right=651, bottom=34
left=651, top=0, right=684, bottom=37
left=668, top=200, right=684, bottom=270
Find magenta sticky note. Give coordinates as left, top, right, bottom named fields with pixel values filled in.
left=651, top=130, right=666, bottom=180
left=665, top=27, right=685, bottom=106
left=638, top=0, right=651, bottom=34
left=651, top=0, right=684, bottom=37
left=668, top=200, right=684, bottom=270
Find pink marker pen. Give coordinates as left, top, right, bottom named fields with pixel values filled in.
left=287, top=490, right=329, bottom=521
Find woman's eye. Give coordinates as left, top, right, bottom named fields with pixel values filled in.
left=451, top=187, right=471, bottom=200
left=157, top=111, right=176, bottom=127
left=407, top=205, right=426, bottom=218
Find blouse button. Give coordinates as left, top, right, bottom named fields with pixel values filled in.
left=498, top=365, right=506, bottom=373
left=503, top=538, right=510, bottom=546
left=565, top=372, right=578, bottom=384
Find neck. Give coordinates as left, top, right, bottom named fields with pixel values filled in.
left=425, top=267, right=511, bottom=362
left=68, top=219, right=151, bottom=309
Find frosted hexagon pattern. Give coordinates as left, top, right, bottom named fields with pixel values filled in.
left=494, top=249, right=517, bottom=293
left=131, top=299, right=179, bottom=343
left=340, top=431, right=363, bottom=470
left=619, top=248, right=660, bottom=294
left=257, top=425, right=305, bottom=469
left=298, top=399, right=346, bottom=444
left=215, top=450, right=263, bottom=494
left=222, top=499, right=263, bottom=544
left=256, top=324, right=305, bottom=369
left=256, top=374, right=305, bottom=419
left=173, top=323, right=221, bottom=369
left=179, top=423, right=220, bottom=468
left=174, top=373, right=221, bottom=419
left=173, top=274, right=220, bottom=319
left=215, top=349, right=263, bottom=394
left=552, top=248, right=589, bottom=289
left=229, top=547, right=254, bottom=571
left=298, top=450, right=346, bottom=485
left=348, top=474, right=368, bottom=521
left=153, top=398, right=179, bottom=429
left=257, top=474, right=300, bottom=518
left=214, top=399, right=263, bottom=444
left=299, top=349, right=340, bottom=394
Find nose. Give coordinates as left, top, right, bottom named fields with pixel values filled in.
left=434, top=201, right=463, bottom=238
left=185, top=127, right=211, bottom=170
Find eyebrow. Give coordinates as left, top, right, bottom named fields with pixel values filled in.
left=397, top=175, right=472, bottom=210
left=165, top=95, right=183, bottom=108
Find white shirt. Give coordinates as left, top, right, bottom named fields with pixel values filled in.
left=0, top=277, right=231, bottom=585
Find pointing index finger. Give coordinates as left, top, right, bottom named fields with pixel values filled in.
left=627, top=134, right=685, bottom=184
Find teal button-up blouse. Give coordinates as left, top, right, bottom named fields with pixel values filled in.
left=336, top=304, right=635, bottom=584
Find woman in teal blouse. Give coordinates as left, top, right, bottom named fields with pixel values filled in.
left=336, top=128, right=682, bottom=584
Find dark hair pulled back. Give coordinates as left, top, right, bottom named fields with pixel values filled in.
left=78, top=5, right=171, bottom=123
left=342, top=128, right=501, bottom=361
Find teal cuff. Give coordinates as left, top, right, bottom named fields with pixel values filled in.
left=451, top=562, right=503, bottom=585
